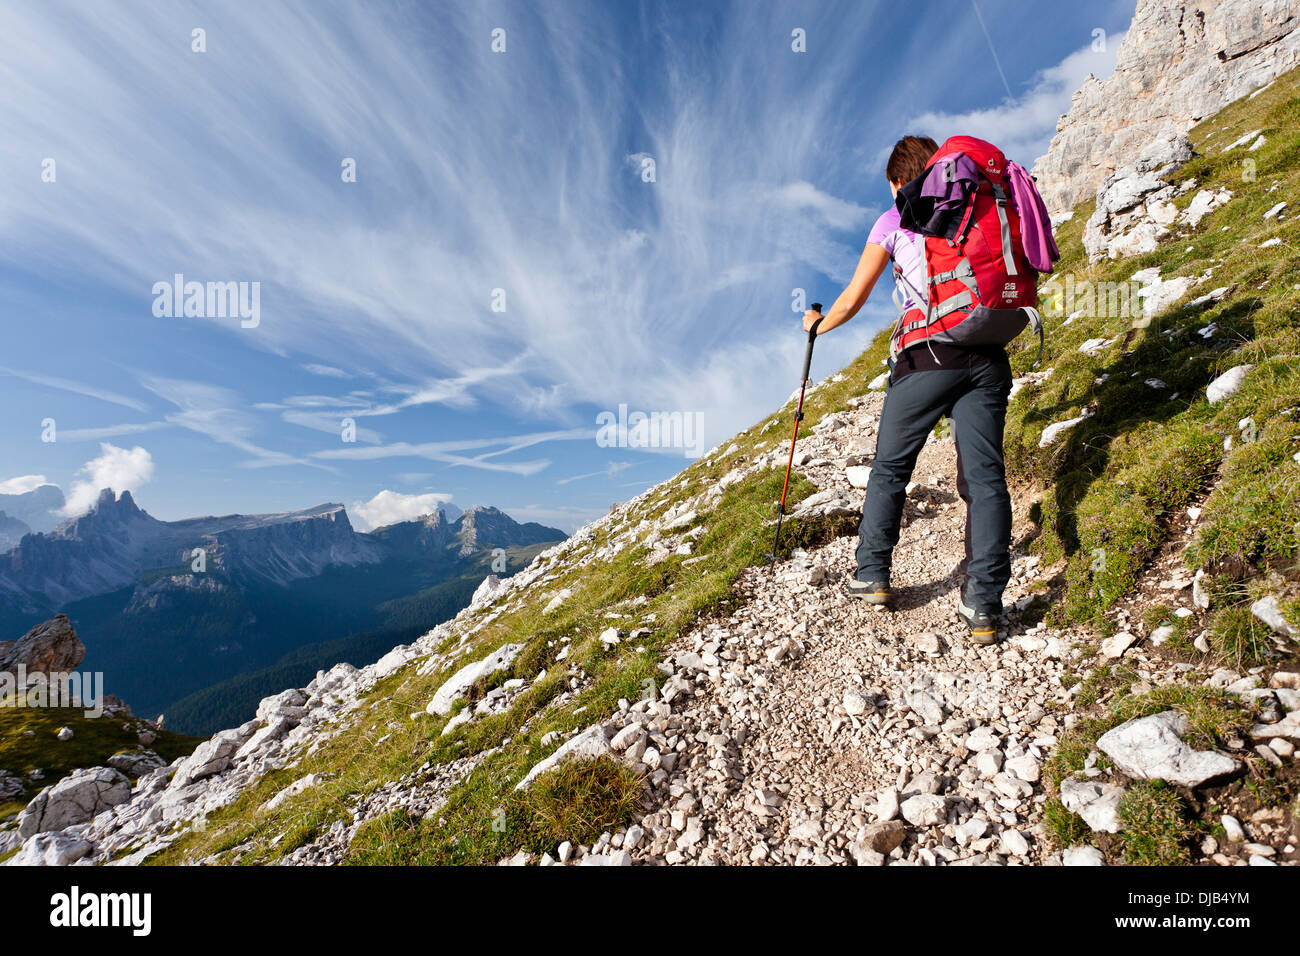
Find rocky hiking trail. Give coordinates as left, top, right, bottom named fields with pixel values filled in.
left=615, top=391, right=1069, bottom=865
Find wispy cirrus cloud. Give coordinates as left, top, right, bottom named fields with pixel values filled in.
left=0, top=366, right=149, bottom=413
left=302, top=363, right=352, bottom=379
left=142, top=376, right=320, bottom=469
left=558, top=461, right=633, bottom=485
left=349, top=364, right=523, bottom=418
left=0, top=0, right=897, bottom=457
left=259, top=364, right=523, bottom=446
left=313, top=427, right=593, bottom=475
left=56, top=422, right=168, bottom=441
left=766, top=182, right=874, bottom=233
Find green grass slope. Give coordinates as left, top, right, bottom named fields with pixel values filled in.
left=0, top=708, right=203, bottom=824
left=1002, top=68, right=1300, bottom=653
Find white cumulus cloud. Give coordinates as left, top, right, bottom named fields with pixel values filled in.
left=350, top=489, right=455, bottom=531
left=0, top=474, right=53, bottom=495
left=61, top=443, right=155, bottom=516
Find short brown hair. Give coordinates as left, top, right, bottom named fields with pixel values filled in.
left=886, top=135, right=940, bottom=186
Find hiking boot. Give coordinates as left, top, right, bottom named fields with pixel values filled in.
left=957, top=598, right=999, bottom=645
left=848, top=578, right=890, bottom=604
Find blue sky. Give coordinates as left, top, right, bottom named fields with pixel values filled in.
left=0, top=0, right=1134, bottom=532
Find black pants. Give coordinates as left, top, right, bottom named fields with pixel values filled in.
left=855, top=357, right=1013, bottom=613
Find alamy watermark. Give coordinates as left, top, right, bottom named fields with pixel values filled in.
left=596, top=404, right=704, bottom=459
left=50, top=886, right=151, bottom=936
left=152, top=274, right=260, bottom=328
left=1, top=667, right=105, bottom=718
left=1038, top=274, right=1144, bottom=322
left=890, top=666, right=1011, bottom=719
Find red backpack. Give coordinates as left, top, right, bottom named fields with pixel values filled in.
left=891, top=135, right=1047, bottom=365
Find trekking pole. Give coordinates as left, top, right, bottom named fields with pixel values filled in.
left=766, top=304, right=823, bottom=569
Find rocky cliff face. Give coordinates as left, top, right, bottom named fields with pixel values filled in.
left=369, top=505, right=567, bottom=560
left=206, top=506, right=383, bottom=587
left=1033, top=0, right=1300, bottom=213
left=368, top=508, right=454, bottom=556
left=0, top=490, right=168, bottom=607
left=455, top=506, right=566, bottom=557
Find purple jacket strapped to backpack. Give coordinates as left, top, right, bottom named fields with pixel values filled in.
left=1006, top=160, right=1059, bottom=273
left=906, top=154, right=1060, bottom=274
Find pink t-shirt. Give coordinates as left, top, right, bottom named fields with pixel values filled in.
left=867, top=207, right=926, bottom=312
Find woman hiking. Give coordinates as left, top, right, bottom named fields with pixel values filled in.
left=802, top=134, right=1018, bottom=645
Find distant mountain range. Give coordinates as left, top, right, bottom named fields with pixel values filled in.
left=0, top=483, right=65, bottom=551
left=0, top=489, right=565, bottom=733
left=0, top=489, right=559, bottom=617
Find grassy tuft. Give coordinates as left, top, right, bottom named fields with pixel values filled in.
left=1043, top=798, right=1092, bottom=849
left=1208, top=603, right=1275, bottom=667
left=1119, top=781, right=1193, bottom=865
left=512, top=757, right=644, bottom=855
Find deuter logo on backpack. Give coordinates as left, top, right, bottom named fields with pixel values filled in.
left=891, top=135, right=1060, bottom=365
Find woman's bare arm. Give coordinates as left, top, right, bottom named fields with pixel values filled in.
left=803, top=241, right=891, bottom=334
